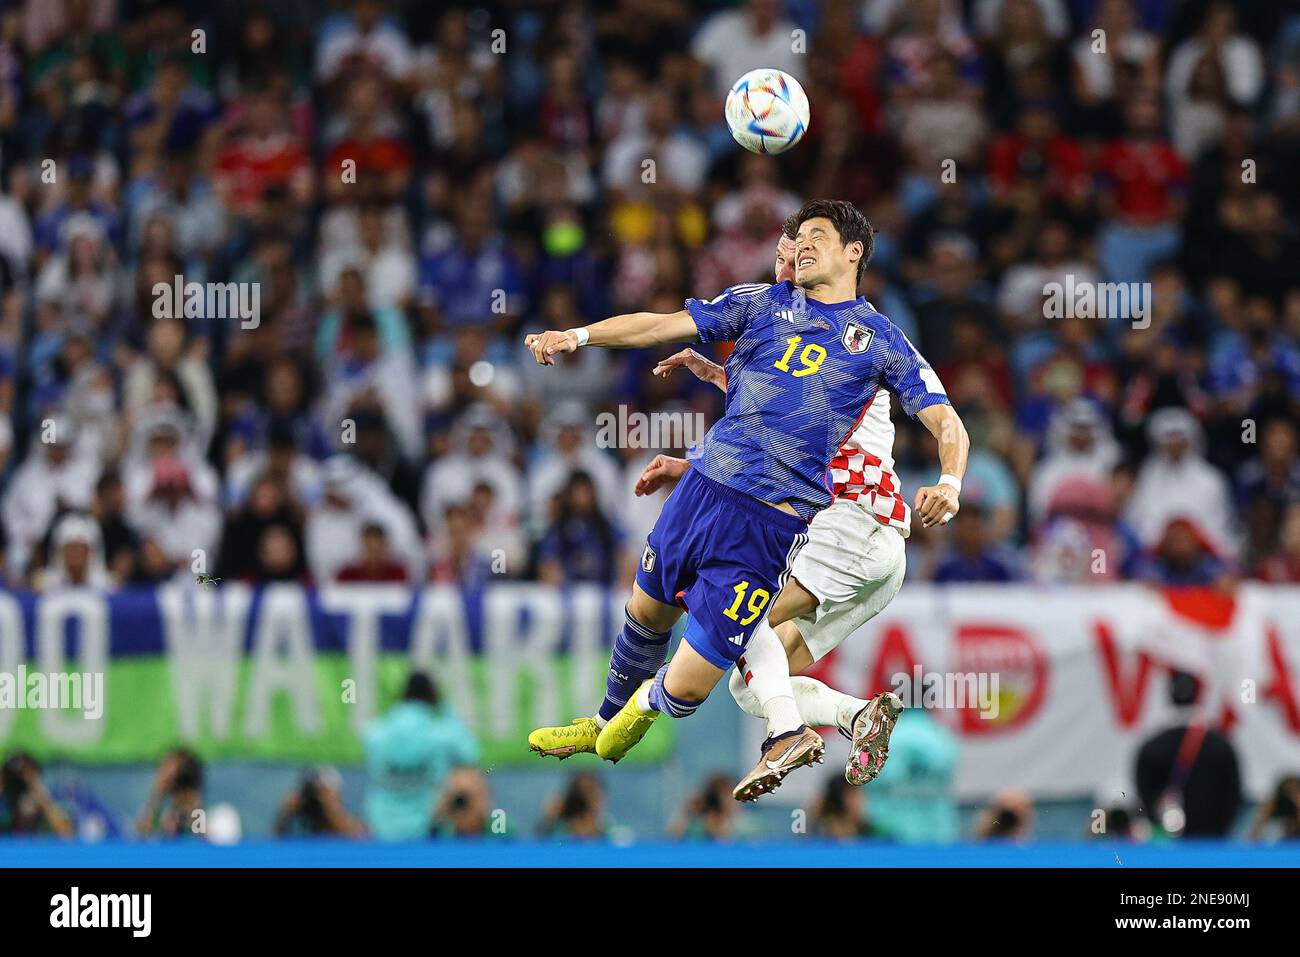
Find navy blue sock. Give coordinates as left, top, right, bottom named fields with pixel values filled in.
left=647, top=663, right=703, bottom=718
left=598, top=608, right=672, bottom=722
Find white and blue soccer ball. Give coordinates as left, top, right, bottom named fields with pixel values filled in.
left=724, top=68, right=810, bottom=155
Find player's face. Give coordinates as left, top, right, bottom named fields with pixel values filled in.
left=794, top=217, right=860, bottom=290
left=773, top=234, right=796, bottom=283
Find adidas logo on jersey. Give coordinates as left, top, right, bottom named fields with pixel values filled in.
left=727, top=633, right=744, bottom=645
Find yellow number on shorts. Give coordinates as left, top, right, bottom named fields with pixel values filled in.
left=723, top=580, right=772, bottom=626
left=773, top=336, right=826, bottom=377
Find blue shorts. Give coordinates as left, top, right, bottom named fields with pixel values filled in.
left=635, top=469, right=809, bottom=669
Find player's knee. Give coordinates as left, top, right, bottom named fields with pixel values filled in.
left=727, top=668, right=747, bottom=704
left=628, top=585, right=680, bottom=633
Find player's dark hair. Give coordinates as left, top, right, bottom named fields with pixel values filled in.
left=791, top=199, right=875, bottom=286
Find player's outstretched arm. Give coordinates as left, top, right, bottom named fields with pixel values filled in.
left=634, top=454, right=689, bottom=496
left=914, top=403, right=970, bottom=528
left=652, top=348, right=726, bottom=391
left=524, top=309, right=699, bottom=365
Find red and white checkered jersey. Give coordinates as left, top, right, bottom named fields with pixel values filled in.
left=828, top=390, right=911, bottom=535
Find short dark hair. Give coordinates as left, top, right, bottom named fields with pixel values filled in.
left=403, top=671, right=440, bottom=707
left=791, top=199, right=875, bottom=286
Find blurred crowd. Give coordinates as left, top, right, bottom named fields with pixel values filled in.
left=0, top=0, right=1296, bottom=595
left=4, top=669, right=1297, bottom=842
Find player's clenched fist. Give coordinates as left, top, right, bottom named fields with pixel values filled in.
left=913, top=483, right=960, bottom=528
left=524, top=329, right=579, bottom=365
left=635, top=454, right=689, bottom=496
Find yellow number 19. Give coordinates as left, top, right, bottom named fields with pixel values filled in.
left=773, top=335, right=826, bottom=377
left=723, top=580, right=771, bottom=626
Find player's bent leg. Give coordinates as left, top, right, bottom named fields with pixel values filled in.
left=731, top=617, right=825, bottom=801
left=594, top=636, right=723, bottom=762
left=727, top=668, right=764, bottom=718
left=785, top=526, right=908, bottom=784
left=774, top=616, right=815, bottom=674
left=529, top=584, right=681, bottom=760
left=598, top=586, right=680, bottom=722
left=765, top=574, right=820, bottom=630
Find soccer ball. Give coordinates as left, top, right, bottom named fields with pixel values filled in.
left=724, top=68, right=810, bottom=155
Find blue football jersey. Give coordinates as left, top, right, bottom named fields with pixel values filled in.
left=685, top=281, right=949, bottom=520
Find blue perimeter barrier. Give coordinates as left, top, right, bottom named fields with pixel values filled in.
left=1, top=839, right=1297, bottom=867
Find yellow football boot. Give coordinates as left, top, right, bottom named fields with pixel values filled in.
left=528, top=717, right=600, bottom=759
left=594, top=682, right=659, bottom=762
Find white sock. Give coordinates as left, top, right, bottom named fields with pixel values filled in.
left=741, top=620, right=803, bottom=736
left=593, top=714, right=607, bottom=728
left=634, top=682, right=653, bottom=713
left=792, top=676, right=867, bottom=735
left=727, top=668, right=764, bottom=719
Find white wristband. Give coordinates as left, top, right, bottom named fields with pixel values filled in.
left=938, top=473, right=962, bottom=494
left=570, top=327, right=590, bottom=347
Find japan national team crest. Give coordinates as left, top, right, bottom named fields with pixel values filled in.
left=641, top=545, right=656, bottom=573
left=843, top=320, right=874, bottom=355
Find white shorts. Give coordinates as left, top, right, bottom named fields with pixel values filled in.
left=787, top=498, right=907, bottom=662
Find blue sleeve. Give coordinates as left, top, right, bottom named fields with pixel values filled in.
left=684, top=283, right=772, bottom=344
left=881, top=324, right=950, bottom=417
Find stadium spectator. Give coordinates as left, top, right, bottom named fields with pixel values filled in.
left=1135, top=671, right=1242, bottom=838
left=273, top=768, right=366, bottom=837
left=667, top=774, right=745, bottom=841
left=434, top=767, right=496, bottom=838
left=3, top=415, right=99, bottom=578
left=218, top=473, right=308, bottom=583
left=37, top=512, right=111, bottom=590
left=536, top=772, right=607, bottom=839
left=931, top=502, right=1021, bottom=582
left=1254, top=504, right=1300, bottom=583
left=420, top=404, right=523, bottom=539
left=91, top=470, right=140, bottom=585
left=0, top=751, right=73, bottom=837
left=136, top=748, right=206, bottom=839
left=691, top=0, right=802, bottom=94
left=362, top=672, right=478, bottom=842
left=868, top=689, right=961, bottom=843
left=812, top=776, right=888, bottom=839
left=1028, top=400, right=1120, bottom=526
left=536, top=470, right=623, bottom=586
left=528, top=401, right=622, bottom=527
left=1136, top=517, right=1231, bottom=587
left=305, top=455, right=422, bottom=584
left=973, top=788, right=1036, bottom=840
left=1247, top=774, right=1300, bottom=842
left=336, top=522, right=409, bottom=583
left=1125, top=408, right=1237, bottom=561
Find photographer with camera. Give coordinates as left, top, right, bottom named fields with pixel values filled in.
left=1248, top=774, right=1300, bottom=841
left=536, top=772, right=606, bottom=839
left=433, top=767, right=496, bottom=837
left=274, top=767, right=366, bottom=837
left=0, top=750, right=73, bottom=837
left=667, top=774, right=746, bottom=841
left=136, top=748, right=207, bottom=838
